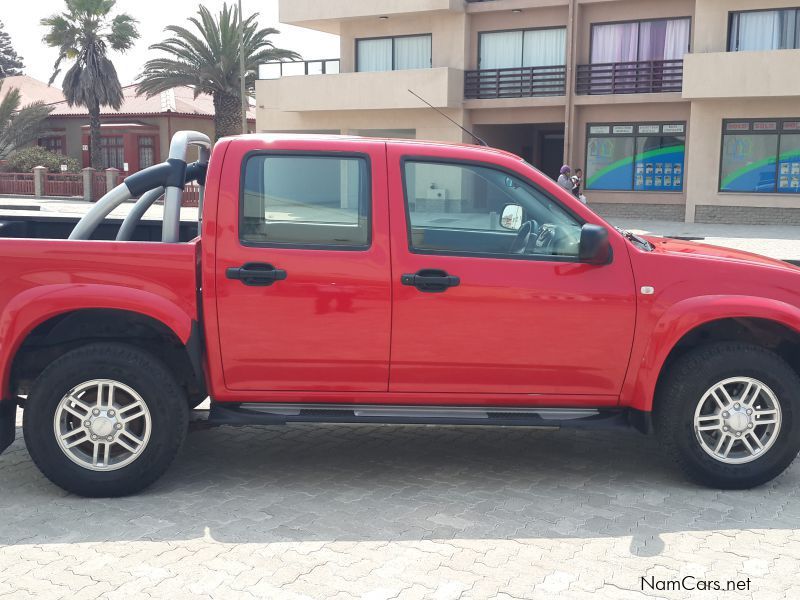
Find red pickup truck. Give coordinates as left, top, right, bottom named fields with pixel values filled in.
left=1, top=131, right=799, bottom=497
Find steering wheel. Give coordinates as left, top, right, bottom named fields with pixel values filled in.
left=509, top=220, right=539, bottom=254
left=532, top=224, right=559, bottom=255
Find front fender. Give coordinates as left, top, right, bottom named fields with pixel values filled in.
left=0, top=283, right=194, bottom=399
left=624, top=295, right=800, bottom=412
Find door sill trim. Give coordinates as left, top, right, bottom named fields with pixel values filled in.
left=197, top=403, right=632, bottom=430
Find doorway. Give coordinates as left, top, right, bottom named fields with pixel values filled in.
left=473, top=123, right=565, bottom=180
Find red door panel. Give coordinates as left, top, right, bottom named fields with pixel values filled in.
left=386, top=143, right=637, bottom=398
left=214, top=139, right=391, bottom=392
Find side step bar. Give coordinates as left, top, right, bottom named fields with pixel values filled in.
left=197, top=403, right=632, bottom=430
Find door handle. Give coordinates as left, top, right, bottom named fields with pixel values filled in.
left=226, top=262, right=287, bottom=287
left=401, top=269, right=460, bottom=293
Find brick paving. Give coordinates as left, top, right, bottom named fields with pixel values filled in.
left=1, top=408, right=799, bottom=599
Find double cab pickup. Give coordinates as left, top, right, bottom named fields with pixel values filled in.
left=1, top=131, right=799, bottom=496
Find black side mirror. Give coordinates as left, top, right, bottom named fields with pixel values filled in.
left=579, top=224, right=611, bottom=265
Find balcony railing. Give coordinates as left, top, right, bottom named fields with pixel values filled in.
left=575, top=59, right=683, bottom=95
left=464, top=65, right=566, bottom=99
left=259, top=59, right=341, bottom=80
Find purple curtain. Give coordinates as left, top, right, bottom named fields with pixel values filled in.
left=591, top=23, right=638, bottom=63
left=639, top=21, right=668, bottom=60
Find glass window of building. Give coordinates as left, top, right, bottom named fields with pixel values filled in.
left=479, top=28, right=567, bottom=69
left=585, top=123, right=686, bottom=192
left=729, top=8, right=800, bottom=51
left=590, top=18, right=691, bottom=63
left=356, top=35, right=431, bottom=72
left=720, top=120, right=800, bottom=193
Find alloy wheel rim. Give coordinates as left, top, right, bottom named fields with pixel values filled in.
left=53, top=379, right=152, bottom=472
left=693, top=376, right=782, bottom=464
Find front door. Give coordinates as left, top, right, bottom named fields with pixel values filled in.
left=214, top=139, right=391, bottom=392
left=387, top=145, right=636, bottom=400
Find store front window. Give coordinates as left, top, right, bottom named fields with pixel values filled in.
left=720, top=119, right=800, bottom=193
left=585, top=123, right=685, bottom=192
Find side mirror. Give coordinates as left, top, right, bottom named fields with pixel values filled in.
left=500, top=204, right=523, bottom=231
left=579, top=224, right=612, bottom=265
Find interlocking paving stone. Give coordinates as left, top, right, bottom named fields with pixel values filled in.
left=1, top=412, right=799, bottom=598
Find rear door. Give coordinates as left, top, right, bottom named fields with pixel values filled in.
left=387, top=143, right=636, bottom=400
left=214, top=139, right=391, bottom=392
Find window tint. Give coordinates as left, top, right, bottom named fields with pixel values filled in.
left=241, top=155, right=370, bottom=248
left=403, top=160, right=582, bottom=259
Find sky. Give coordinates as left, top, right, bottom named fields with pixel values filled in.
left=2, top=0, right=339, bottom=86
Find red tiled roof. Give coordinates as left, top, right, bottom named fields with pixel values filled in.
left=48, top=84, right=255, bottom=119
left=0, top=75, right=66, bottom=106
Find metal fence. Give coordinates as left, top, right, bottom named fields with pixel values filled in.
left=0, top=173, right=35, bottom=196
left=464, top=65, right=567, bottom=99
left=575, top=59, right=683, bottom=95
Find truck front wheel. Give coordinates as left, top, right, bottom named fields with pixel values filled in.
left=655, top=342, right=800, bottom=489
left=23, top=343, right=189, bottom=497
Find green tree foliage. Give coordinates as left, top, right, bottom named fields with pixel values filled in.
left=0, top=20, right=25, bottom=78
left=4, top=146, right=81, bottom=173
left=137, top=3, right=299, bottom=140
left=0, top=81, right=53, bottom=159
left=42, top=0, right=139, bottom=168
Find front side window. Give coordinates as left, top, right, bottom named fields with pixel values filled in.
left=403, top=160, right=582, bottom=259
left=720, top=119, right=800, bottom=193
left=585, top=123, right=685, bottom=192
left=241, top=155, right=370, bottom=248
left=356, top=35, right=431, bottom=72
left=590, top=18, right=691, bottom=62
left=729, top=8, right=800, bottom=51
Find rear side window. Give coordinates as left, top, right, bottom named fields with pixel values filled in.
left=241, top=154, right=370, bottom=248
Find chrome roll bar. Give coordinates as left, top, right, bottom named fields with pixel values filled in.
left=69, top=131, right=212, bottom=242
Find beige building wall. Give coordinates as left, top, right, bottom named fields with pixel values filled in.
left=468, top=6, right=569, bottom=71
left=257, top=0, right=800, bottom=223
left=576, top=0, right=695, bottom=63
left=339, top=12, right=468, bottom=72
left=692, top=0, right=792, bottom=53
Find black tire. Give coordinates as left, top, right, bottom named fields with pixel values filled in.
left=655, top=342, right=800, bottom=489
left=23, top=343, right=189, bottom=497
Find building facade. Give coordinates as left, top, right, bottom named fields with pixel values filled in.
left=36, top=85, right=255, bottom=174
left=256, top=0, right=800, bottom=224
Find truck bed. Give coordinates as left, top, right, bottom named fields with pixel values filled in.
left=0, top=214, right=200, bottom=242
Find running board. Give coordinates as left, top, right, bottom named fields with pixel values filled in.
left=197, top=403, right=631, bottom=430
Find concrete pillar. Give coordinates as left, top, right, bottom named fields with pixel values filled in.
left=33, top=166, right=47, bottom=198
left=82, top=168, right=95, bottom=202
left=105, top=168, right=120, bottom=195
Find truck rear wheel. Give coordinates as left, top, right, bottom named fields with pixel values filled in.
left=655, top=342, right=800, bottom=489
left=23, top=343, right=188, bottom=497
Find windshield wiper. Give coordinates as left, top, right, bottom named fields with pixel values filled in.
left=615, top=227, right=654, bottom=251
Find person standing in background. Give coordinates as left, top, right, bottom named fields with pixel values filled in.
left=571, top=168, right=587, bottom=203
left=557, top=165, right=572, bottom=192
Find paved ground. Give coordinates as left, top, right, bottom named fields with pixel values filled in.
left=2, top=196, right=800, bottom=598
left=1, top=407, right=799, bottom=599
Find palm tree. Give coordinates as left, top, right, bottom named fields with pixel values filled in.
left=0, top=81, right=53, bottom=159
left=137, top=3, right=300, bottom=140
left=41, top=0, right=139, bottom=169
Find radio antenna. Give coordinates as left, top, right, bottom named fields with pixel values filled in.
left=408, top=89, right=488, bottom=147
